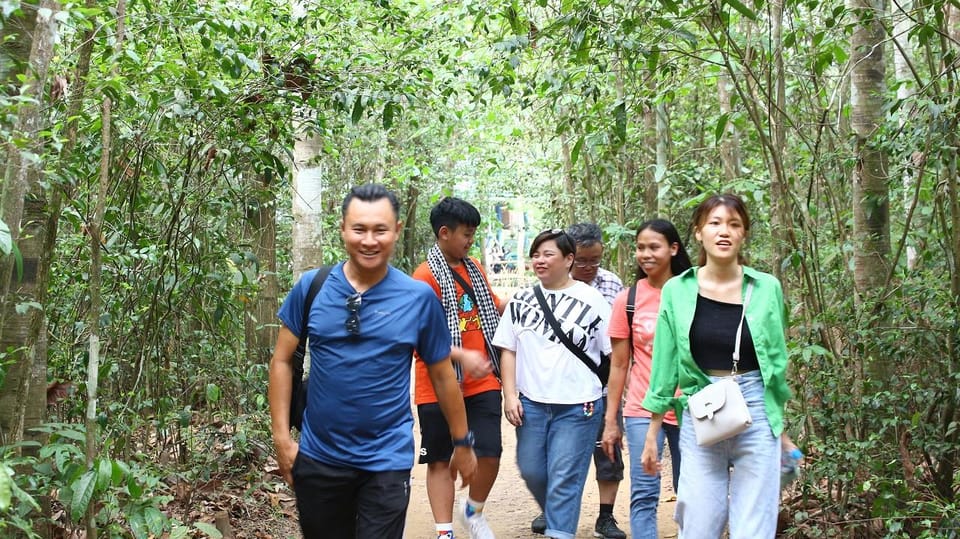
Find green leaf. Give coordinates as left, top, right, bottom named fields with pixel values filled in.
left=15, top=301, right=42, bottom=315
left=614, top=101, right=627, bottom=144
left=70, top=470, right=97, bottom=522
left=715, top=113, right=729, bottom=144
left=724, top=0, right=758, bottom=20
left=205, top=383, right=221, bottom=404
left=383, top=101, right=395, bottom=129
left=0, top=219, right=11, bottom=255
left=0, top=465, right=12, bottom=511
left=570, top=136, right=584, bottom=165
left=143, top=506, right=167, bottom=534
left=194, top=522, right=224, bottom=538
left=351, top=96, right=364, bottom=124
left=96, top=458, right=112, bottom=491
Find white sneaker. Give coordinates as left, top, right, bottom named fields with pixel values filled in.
left=457, top=499, right=496, bottom=539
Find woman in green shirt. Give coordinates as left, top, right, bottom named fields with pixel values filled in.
left=640, top=194, right=790, bottom=538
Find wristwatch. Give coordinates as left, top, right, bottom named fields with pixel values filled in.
left=452, top=430, right=475, bottom=448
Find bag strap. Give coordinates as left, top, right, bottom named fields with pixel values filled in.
left=625, top=283, right=637, bottom=363
left=532, top=285, right=601, bottom=379
left=293, top=265, right=333, bottom=379
left=731, top=282, right=754, bottom=375
left=448, top=267, right=501, bottom=365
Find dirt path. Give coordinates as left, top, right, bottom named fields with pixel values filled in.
left=405, top=411, right=679, bottom=539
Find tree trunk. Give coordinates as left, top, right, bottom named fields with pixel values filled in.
left=291, top=135, right=325, bottom=278
left=0, top=0, right=59, bottom=450
left=893, top=0, right=918, bottom=269
left=243, top=173, right=279, bottom=364
left=642, top=101, right=658, bottom=215
left=655, top=103, right=670, bottom=214
left=0, top=2, right=36, bottom=89
left=849, top=0, right=891, bottom=379
left=717, top=73, right=741, bottom=181
left=560, top=135, right=577, bottom=225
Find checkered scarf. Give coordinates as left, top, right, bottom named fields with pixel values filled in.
left=426, top=243, right=501, bottom=382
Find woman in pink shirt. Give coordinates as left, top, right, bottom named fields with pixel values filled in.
left=600, top=219, right=691, bottom=539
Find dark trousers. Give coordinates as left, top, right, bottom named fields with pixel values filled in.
left=292, top=451, right=411, bottom=539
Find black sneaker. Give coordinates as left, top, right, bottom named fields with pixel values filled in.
left=531, top=513, right=546, bottom=534
left=594, top=514, right=627, bottom=539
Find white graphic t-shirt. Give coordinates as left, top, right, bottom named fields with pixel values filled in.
left=492, top=280, right=612, bottom=404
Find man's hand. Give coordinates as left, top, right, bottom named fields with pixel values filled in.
left=600, top=420, right=621, bottom=462
left=454, top=347, right=493, bottom=379
left=275, top=437, right=299, bottom=487
left=448, top=445, right=478, bottom=489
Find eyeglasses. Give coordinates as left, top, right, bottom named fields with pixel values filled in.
left=574, top=260, right=601, bottom=268
left=345, top=293, right=361, bottom=335
left=543, top=228, right=565, bottom=235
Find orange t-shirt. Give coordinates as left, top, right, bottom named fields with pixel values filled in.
left=412, top=259, right=502, bottom=404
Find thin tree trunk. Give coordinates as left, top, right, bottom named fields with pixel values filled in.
left=560, top=135, right=577, bottom=225
left=85, top=1, right=124, bottom=536
left=893, top=0, right=918, bottom=269
left=717, top=73, right=741, bottom=181
left=243, top=173, right=279, bottom=364
left=291, top=135, right=324, bottom=278
left=642, top=101, right=657, bottom=215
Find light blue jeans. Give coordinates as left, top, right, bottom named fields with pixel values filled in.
left=516, top=395, right=603, bottom=539
left=625, top=416, right=680, bottom=539
left=675, top=370, right=781, bottom=538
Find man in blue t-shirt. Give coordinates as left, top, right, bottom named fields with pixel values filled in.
left=268, top=184, right=477, bottom=539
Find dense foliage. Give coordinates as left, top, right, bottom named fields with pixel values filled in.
left=1, top=0, right=958, bottom=536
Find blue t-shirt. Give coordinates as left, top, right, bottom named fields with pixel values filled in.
left=278, top=263, right=452, bottom=471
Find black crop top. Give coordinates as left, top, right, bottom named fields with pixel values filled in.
left=689, top=294, right=760, bottom=372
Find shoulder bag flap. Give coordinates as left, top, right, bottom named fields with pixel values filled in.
left=687, top=378, right=731, bottom=421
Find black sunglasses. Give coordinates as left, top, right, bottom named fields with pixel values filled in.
left=345, top=293, right=362, bottom=335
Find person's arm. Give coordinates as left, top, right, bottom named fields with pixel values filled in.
left=426, top=358, right=477, bottom=488
left=500, top=348, right=522, bottom=426
left=451, top=346, right=493, bottom=379
left=601, top=336, right=630, bottom=461
left=268, top=325, right=301, bottom=487
left=640, top=413, right=666, bottom=475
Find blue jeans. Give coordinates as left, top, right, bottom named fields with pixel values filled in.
left=516, top=395, right=603, bottom=539
left=675, top=371, right=780, bottom=539
left=625, top=417, right=681, bottom=539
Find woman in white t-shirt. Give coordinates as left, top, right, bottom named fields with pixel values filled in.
left=600, top=219, right=692, bottom=539
left=493, top=228, right=612, bottom=539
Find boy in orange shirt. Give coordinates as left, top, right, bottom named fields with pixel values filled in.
left=413, top=197, right=505, bottom=539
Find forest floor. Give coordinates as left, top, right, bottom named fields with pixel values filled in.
left=204, top=408, right=679, bottom=539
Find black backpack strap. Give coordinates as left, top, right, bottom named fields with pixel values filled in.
left=626, top=283, right=637, bottom=355
left=292, top=265, right=333, bottom=378
left=533, top=285, right=601, bottom=379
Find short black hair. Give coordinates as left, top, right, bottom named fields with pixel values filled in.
left=566, top=222, right=604, bottom=248
left=529, top=228, right=577, bottom=259
left=429, top=197, right=481, bottom=237
left=341, top=183, right=400, bottom=220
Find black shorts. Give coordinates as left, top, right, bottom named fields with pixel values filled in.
left=418, top=389, right=503, bottom=463
left=593, top=394, right=625, bottom=482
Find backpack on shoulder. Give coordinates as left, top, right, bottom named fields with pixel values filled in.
left=289, top=266, right=332, bottom=431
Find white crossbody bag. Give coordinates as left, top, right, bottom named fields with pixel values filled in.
left=687, top=282, right=755, bottom=446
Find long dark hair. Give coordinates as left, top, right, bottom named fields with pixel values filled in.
left=634, top=219, right=693, bottom=281
left=690, top=193, right=751, bottom=266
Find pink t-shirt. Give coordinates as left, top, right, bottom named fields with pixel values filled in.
left=609, top=280, right=678, bottom=425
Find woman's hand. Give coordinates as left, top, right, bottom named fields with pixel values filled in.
left=640, top=438, right=661, bottom=476
left=504, top=394, right=524, bottom=427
